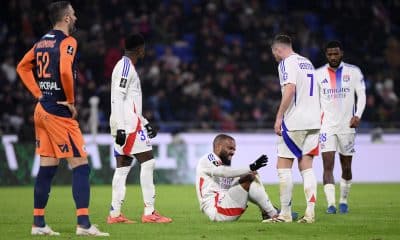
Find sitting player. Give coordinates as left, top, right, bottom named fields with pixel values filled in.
left=195, top=134, right=282, bottom=222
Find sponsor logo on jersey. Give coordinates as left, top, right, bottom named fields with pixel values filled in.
left=283, top=72, right=288, bottom=81
left=343, top=74, right=350, bottom=82
left=208, top=153, right=221, bottom=166
left=321, top=78, right=328, bottom=84
left=39, top=81, right=61, bottom=90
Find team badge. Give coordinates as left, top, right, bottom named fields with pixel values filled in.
left=67, top=45, right=74, bottom=55
left=120, top=78, right=127, bottom=88
left=343, top=74, right=350, bottom=82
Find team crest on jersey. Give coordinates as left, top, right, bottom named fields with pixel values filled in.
left=120, top=78, right=127, bottom=88
left=67, top=45, right=74, bottom=55
left=321, top=78, right=328, bottom=84
left=343, top=74, right=350, bottom=82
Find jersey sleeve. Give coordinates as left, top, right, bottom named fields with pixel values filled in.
left=113, top=58, right=132, bottom=94
left=200, top=157, right=251, bottom=178
left=16, top=47, right=42, bottom=99
left=280, top=57, right=297, bottom=85
left=354, top=68, right=366, bottom=118
left=59, top=36, right=77, bottom=104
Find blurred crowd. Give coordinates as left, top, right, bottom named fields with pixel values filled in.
left=0, top=0, right=399, bottom=137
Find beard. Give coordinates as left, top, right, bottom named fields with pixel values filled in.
left=219, top=150, right=232, bottom=166
left=328, top=57, right=342, bottom=68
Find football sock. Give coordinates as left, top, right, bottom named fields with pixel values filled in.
left=110, top=166, right=131, bottom=217
left=72, top=164, right=91, bottom=228
left=33, top=166, right=58, bottom=227
left=324, top=184, right=336, bottom=207
left=248, top=177, right=277, bottom=217
left=340, top=178, right=352, bottom=204
left=278, top=168, right=293, bottom=217
left=140, top=159, right=156, bottom=215
left=301, top=168, right=317, bottom=217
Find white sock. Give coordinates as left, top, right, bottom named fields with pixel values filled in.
left=278, top=168, right=293, bottom=217
left=301, top=168, right=317, bottom=218
left=248, top=176, right=277, bottom=217
left=324, top=184, right=336, bottom=207
left=110, top=166, right=131, bottom=217
left=340, top=178, right=352, bottom=204
left=141, top=159, right=156, bottom=215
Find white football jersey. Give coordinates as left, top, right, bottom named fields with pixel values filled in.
left=110, top=56, right=148, bottom=135
left=195, top=153, right=251, bottom=211
left=316, top=62, right=366, bottom=134
left=278, top=53, right=321, bottom=131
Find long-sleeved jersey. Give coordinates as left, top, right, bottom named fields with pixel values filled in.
left=316, top=62, right=366, bottom=134
left=278, top=53, right=321, bottom=131
left=195, top=152, right=251, bottom=211
left=109, top=56, right=148, bottom=135
left=16, top=30, right=78, bottom=117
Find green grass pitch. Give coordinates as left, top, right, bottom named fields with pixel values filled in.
left=0, top=184, right=399, bottom=239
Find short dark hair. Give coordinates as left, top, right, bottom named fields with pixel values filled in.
left=324, top=40, right=343, bottom=51
left=48, top=1, right=71, bottom=26
left=213, top=134, right=234, bottom=149
left=272, top=34, right=292, bottom=46
left=125, top=34, right=145, bottom=51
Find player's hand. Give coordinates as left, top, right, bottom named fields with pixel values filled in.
left=115, top=129, right=126, bottom=146
left=350, top=116, right=361, bottom=128
left=57, top=101, right=77, bottom=119
left=249, top=154, right=268, bottom=171
left=145, top=123, right=157, bottom=138
left=274, top=118, right=282, bottom=136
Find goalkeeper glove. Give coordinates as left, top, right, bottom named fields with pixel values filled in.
left=249, top=154, right=268, bottom=171
left=145, top=123, right=157, bottom=138
left=115, top=129, right=126, bottom=146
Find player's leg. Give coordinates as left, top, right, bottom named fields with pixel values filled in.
left=31, top=104, right=60, bottom=236
left=108, top=155, right=135, bottom=223
left=244, top=174, right=278, bottom=220
left=214, top=185, right=248, bottom=222
left=297, top=130, right=319, bottom=223
left=135, top=150, right=172, bottom=223
left=321, top=133, right=338, bottom=213
left=337, top=133, right=355, bottom=214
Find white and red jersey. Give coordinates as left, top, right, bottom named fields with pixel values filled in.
left=110, top=56, right=148, bottom=135
left=278, top=53, right=321, bottom=131
left=195, top=152, right=251, bottom=212
left=316, top=62, right=366, bottom=134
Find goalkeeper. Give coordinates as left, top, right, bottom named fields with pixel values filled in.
left=195, top=134, right=279, bottom=222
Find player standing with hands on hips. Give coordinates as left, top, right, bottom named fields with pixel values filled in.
left=265, top=35, right=320, bottom=224
left=107, top=33, right=172, bottom=224
left=16, top=1, right=109, bottom=236
left=316, top=41, right=366, bottom=214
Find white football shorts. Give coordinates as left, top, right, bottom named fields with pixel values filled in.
left=114, top=125, right=152, bottom=156
left=202, top=185, right=248, bottom=222
left=278, top=129, right=320, bottom=159
left=319, top=133, right=355, bottom=156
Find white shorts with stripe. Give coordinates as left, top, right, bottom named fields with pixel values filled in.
left=202, top=185, right=248, bottom=222
left=319, top=133, right=355, bottom=156
left=114, top=124, right=152, bottom=156
left=278, top=129, right=320, bottom=159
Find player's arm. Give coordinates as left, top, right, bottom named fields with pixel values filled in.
left=350, top=70, right=366, bottom=128
left=59, top=37, right=77, bottom=104
left=203, top=155, right=268, bottom=177
left=16, top=47, right=42, bottom=99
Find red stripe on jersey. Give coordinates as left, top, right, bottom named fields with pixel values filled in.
left=123, top=120, right=141, bottom=155
left=214, top=192, right=245, bottom=216
left=199, top=177, right=204, bottom=197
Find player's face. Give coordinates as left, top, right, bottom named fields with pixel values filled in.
left=137, top=46, right=145, bottom=59
left=271, top=44, right=282, bottom=62
left=65, top=5, right=77, bottom=34
left=218, top=139, right=236, bottom=166
left=326, top=47, right=343, bottom=68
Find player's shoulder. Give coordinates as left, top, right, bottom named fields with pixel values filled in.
left=343, top=62, right=362, bottom=73
left=200, top=152, right=222, bottom=167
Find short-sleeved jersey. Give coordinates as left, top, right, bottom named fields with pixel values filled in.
left=17, top=30, right=78, bottom=118
left=316, top=62, right=366, bottom=134
left=195, top=152, right=251, bottom=211
left=278, top=54, right=320, bottom=131
left=110, top=56, right=145, bottom=135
